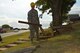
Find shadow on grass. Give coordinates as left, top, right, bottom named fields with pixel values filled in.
left=34, top=29, right=80, bottom=53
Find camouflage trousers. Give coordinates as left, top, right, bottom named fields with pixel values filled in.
left=29, top=26, right=39, bottom=42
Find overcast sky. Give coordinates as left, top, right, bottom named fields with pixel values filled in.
left=0, top=0, right=80, bottom=28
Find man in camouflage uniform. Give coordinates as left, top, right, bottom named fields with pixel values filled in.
left=28, top=2, right=40, bottom=42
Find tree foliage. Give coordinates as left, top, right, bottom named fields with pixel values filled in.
left=36, top=0, right=76, bottom=26
left=36, top=0, right=76, bottom=15
left=2, top=24, right=11, bottom=28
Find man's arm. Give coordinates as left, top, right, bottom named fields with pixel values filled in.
left=27, top=11, right=31, bottom=23
left=36, top=10, right=40, bottom=24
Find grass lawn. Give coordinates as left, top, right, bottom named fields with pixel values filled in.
left=0, top=21, right=80, bottom=53
left=34, top=33, right=80, bottom=53
left=34, top=21, right=80, bottom=53
left=0, top=31, right=34, bottom=53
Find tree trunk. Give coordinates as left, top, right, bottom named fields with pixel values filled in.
left=51, top=0, right=62, bottom=26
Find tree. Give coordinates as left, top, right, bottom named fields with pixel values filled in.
left=10, top=27, right=13, bottom=30
left=36, top=0, right=76, bottom=26
left=2, top=24, right=10, bottom=28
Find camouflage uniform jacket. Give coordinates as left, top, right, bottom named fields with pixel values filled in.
left=28, top=9, right=40, bottom=30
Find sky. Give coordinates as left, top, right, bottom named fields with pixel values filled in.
left=69, top=0, right=80, bottom=14
left=0, top=0, right=80, bottom=29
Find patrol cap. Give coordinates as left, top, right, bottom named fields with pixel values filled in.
left=30, top=2, right=35, bottom=7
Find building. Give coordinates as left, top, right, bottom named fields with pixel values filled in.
left=68, top=14, right=80, bottom=21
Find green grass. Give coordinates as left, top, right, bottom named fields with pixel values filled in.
left=2, top=42, right=32, bottom=53
left=34, top=21, right=80, bottom=53
left=0, top=32, right=30, bottom=46
left=0, top=21, right=80, bottom=53
left=34, top=32, right=80, bottom=53
left=0, top=31, right=34, bottom=53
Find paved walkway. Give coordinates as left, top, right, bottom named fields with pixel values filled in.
left=1, top=30, right=29, bottom=38
left=7, top=46, right=36, bottom=53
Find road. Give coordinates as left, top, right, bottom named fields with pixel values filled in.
left=0, top=30, right=29, bottom=38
